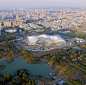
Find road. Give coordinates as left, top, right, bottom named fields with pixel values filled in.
left=29, top=75, right=65, bottom=85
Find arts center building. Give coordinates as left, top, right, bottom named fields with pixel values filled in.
left=27, top=34, right=66, bottom=46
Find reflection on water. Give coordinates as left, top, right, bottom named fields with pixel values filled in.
left=0, top=57, right=57, bottom=79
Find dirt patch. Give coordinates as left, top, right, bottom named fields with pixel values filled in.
left=71, top=27, right=86, bottom=32
left=29, top=49, right=64, bottom=57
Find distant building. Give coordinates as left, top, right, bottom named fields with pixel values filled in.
left=27, top=34, right=66, bottom=45
left=17, top=21, right=23, bottom=25
left=73, top=38, right=85, bottom=43
left=12, top=21, right=16, bottom=26
left=16, top=15, right=19, bottom=20
left=4, top=22, right=12, bottom=26
left=58, top=31, right=71, bottom=34
left=50, top=28, right=58, bottom=31
left=10, top=13, right=13, bottom=17
left=16, top=21, right=23, bottom=25
left=2, top=16, right=5, bottom=19
left=5, top=28, right=17, bottom=33
left=60, top=11, right=65, bottom=15
left=4, top=21, right=23, bottom=26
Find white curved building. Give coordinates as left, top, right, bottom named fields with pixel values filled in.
left=5, top=28, right=17, bottom=33
left=27, top=34, right=66, bottom=45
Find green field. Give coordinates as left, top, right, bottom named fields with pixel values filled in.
left=65, top=33, right=86, bottom=40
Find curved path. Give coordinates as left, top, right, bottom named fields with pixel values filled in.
left=29, top=75, right=65, bottom=85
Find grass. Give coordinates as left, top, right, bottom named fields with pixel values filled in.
left=71, top=27, right=86, bottom=32
left=65, top=33, right=86, bottom=38
left=0, top=65, right=3, bottom=68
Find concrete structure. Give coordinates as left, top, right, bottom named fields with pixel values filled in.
left=50, top=28, right=58, bottom=31
left=5, top=28, right=17, bottom=33
left=58, top=31, right=71, bottom=34
left=10, top=13, right=13, bottom=17
left=12, top=21, right=16, bottom=26
left=16, top=15, right=19, bottom=20
left=4, top=22, right=12, bottom=26
left=73, top=38, right=85, bottom=43
left=4, top=21, right=23, bottom=26
left=27, top=34, right=66, bottom=45
left=16, top=21, right=23, bottom=25
left=60, top=11, right=65, bottom=15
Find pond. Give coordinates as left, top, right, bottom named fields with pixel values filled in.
left=0, top=57, right=57, bottom=79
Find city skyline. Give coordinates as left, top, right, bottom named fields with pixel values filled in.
left=0, top=0, right=86, bottom=10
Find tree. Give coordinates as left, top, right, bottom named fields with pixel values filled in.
left=23, top=72, right=27, bottom=78
left=4, top=73, right=12, bottom=81
left=12, top=76, right=19, bottom=84
left=14, top=40, right=17, bottom=42
left=72, top=80, right=82, bottom=85
left=26, top=80, right=36, bottom=85
left=19, top=48, right=23, bottom=51
left=6, top=58, right=13, bottom=63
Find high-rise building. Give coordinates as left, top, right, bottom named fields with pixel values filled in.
left=19, top=21, right=23, bottom=24
left=12, top=21, right=23, bottom=26
left=16, top=21, right=23, bottom=25
left=4, top=21, right=23, bottom=26
left=12, top=21, right=17, bottom=26
left=16, top=21, right=20, bottom=25
left=4, top=22, right=12, bottom=26
left=16, top=15, right=19, bottom=20
left=0, top=22, right=1, bottom=35
left=2, top=16, right=5, bottom=19
left=10, top=12, right=13, bottom=17
left=60, top=11, right=66, bottom=15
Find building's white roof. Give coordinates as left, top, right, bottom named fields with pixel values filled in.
left=27, top=34, right=65, bottom=44
left=5, top=28, right=17, bottom=33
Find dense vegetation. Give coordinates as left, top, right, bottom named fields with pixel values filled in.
left=0, top=69, right=36, bottom=85
left=4, top=73, right=12, bottom=82
left=0, top=32, right=86, bottom=84
left=72, top=80, right=82, bottom=85
left=0, top=36, right=16, bottom=43
left=41, top=47, right=86, bottom=84
left=6, top=58, right=13, bottom=63
left=20, top=50, right=40, bottom=63
left=0, top=42, right=21, bottom=60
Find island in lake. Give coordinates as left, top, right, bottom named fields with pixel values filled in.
left=0, top=65, right=6, bottom=70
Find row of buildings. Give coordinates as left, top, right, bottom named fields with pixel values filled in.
left=4, top=20, right=23, bottom=26
left=0, top=8, right=86, bottom=32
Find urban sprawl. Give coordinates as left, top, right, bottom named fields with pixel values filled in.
left=0, top=8, right=86, bottom=85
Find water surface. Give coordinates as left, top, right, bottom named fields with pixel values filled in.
left=0, top=58, right=57, bottom=79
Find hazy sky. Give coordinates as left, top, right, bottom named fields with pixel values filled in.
left=0, top=0, right=86, bottom=9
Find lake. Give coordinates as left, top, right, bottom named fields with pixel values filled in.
left=0, top=57, right=57, bottom=79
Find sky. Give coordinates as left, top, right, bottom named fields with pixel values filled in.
left=0, top=0, right=86, bottom=9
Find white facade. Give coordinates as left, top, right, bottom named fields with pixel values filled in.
left=5, top=28, right=17, bottom=33
left=73, top=38, right=85, bottom=43
left=27, top=34, right=66, bottom=45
